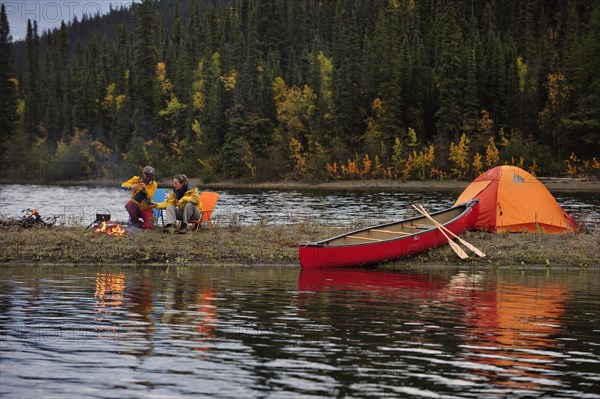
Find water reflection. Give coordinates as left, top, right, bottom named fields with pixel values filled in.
left=94, top=273, right=125, bottom=338
left=296, top=268, right=595, bottom=396
left=126, top=274, right=156, bottom=353
left=196, top=289, right=217, bottom=350
left=0, top=265, right=598, bottom=398
left=473, top=281, right=567, bottom=391
left=298, top=268, right=447, bottom=293
left=435, top=273, right=570, bottom=392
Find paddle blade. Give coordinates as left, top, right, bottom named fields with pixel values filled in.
left=448, top=238, right=469, bottom=259
left=460, top=241, right=486, bottom=258
left=415, top=203, right=485, bottom=258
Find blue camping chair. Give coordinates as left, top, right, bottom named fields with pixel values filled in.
left=153, top=188, right=166, bottom=226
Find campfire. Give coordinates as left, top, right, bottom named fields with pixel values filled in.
left=94, top=221, right=127, bottom=236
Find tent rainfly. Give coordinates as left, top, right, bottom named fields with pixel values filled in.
left=454, top=165, right=577, bottom=234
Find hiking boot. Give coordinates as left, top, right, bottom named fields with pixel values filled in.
left=176, top=223, right=188, bottom=234
left=163, top=224, right=176, bottom=234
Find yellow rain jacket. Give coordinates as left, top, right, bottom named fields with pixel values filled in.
left=121, top=176, right=158, bottom=212
left=155, top=185, right=202, bottom=212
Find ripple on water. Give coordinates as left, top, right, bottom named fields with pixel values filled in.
left=1, top=266, right=599, bottom=398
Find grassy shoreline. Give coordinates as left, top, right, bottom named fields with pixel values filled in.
left=2, top=224, right=598, bottom=268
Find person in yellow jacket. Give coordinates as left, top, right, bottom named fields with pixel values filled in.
left=121, top=165, right=158, bottom=229
left=153, top=174, right=202, bottom=234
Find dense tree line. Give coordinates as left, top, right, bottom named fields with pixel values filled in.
left=1, top=0, right=599, bottom=182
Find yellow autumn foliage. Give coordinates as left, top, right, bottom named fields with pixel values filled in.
left=449, top=133, right=470, bottom=179
left=485, top=137, right=500, bottom=168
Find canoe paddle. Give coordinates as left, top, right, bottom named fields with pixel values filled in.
left=411, top=204, right=468, bottom=259
left=414, top=204, right=486, bottom=258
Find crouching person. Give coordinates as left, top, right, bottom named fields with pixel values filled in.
left=121, top=165, right=157, bottom=229
left=154, top=174, right=202, bottom=234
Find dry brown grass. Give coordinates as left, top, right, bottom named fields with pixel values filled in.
left=401, top=230, right=600, bottom=267
left=1, top=224, right=598, bottom=267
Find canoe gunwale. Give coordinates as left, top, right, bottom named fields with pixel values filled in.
left=303, top=199, right=478, bottom=249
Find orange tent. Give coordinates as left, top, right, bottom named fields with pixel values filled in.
left=455, top=165, right=577, bottom=233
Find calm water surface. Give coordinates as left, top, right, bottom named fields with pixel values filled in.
left=1, top=184, right=598, bottom=229
left=1, top=265, right=599, bottom=398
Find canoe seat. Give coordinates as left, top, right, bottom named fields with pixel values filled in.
left=405, top=224, right=433, bottom=230
left=346, top=235, right=383, bottom=242
left=371, top=229, right=411, bottom=235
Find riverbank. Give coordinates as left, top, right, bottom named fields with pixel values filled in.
left=2, top=225, right=598, bottom=267
left=2, top=176, right=599, bottom=192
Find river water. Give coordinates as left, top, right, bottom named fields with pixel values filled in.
left=0, top=265, right=598, bottom=398
left=1, top=184, right=598, bottom=229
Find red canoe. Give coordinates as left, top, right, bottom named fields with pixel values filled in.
left=298, top=200, right=479, bottom=269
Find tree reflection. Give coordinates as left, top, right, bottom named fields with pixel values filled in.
left=125, top=274, right=156, bottom=355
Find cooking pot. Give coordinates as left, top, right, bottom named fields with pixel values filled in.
left=95, top=209, right=111, bottom=222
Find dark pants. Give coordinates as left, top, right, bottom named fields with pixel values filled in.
left=125, top=200, right=154, bottom=229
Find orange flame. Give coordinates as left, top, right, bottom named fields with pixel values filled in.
left=95, top=221, right=127, bottom=236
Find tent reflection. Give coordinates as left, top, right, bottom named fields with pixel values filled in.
left=300, top=268, right=568, bottom=391
left=458, top=278, right=567, bottom=390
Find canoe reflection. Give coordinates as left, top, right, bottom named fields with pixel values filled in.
left=298, top=268, right=447, bottom=293
left=299, top=268, right=569, bottom=391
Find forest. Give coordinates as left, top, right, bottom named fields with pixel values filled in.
left=0, top=0, right=599, bottom=183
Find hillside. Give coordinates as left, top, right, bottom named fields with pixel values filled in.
left=1, top=0, right=599, bottom=183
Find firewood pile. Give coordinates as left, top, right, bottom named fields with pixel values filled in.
left=0, top=209, right=62, bottom=229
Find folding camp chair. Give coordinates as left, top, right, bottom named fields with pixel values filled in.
left=190, top=191, right=219, bottom=232
left=153, top=187, right=166, bottom=227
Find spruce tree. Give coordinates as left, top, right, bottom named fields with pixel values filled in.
left=332, top=0, right=364, bottom=149
left=569, top=2, right=600, bottom=157
left=0, top=4, right=19, bottom=164
left=132, top=0, right=160, bottom=139
left=364, top=0, right=403, bottom=160
left=3, top=0, right=598, bottom=180
left=435, top=2, right=465, bottom=138
left=25, top=20, right=40, bottom=132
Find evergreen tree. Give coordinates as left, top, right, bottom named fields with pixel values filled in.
left=478, top=3, right=506, bottom=125
left=4, top=0, right=598, bottom=181
left=435, top=1, right=465, bottom=138
left=201, top=52, right=226, bottom=153
left=132, top=0, right=160, bottom=139
left=25, top=20, right=40, bottom=132
left=71, top=41, right=99, bottom=131
left=0, top=4, right=19, bottom=163
left=568, top=2, right=600, bottom=158
left=364, top=0, right=403, bottom=160
left=461, top=18, right=480, bottom=134
left=332, top=0, right=364, bottom=149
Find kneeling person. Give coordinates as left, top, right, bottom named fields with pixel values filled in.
left=154, top=174, right=202, bottom=234
left=122, top=165, right=157, bottom=229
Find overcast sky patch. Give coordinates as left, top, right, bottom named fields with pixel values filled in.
left=3, top=1, right=137, bottom=40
